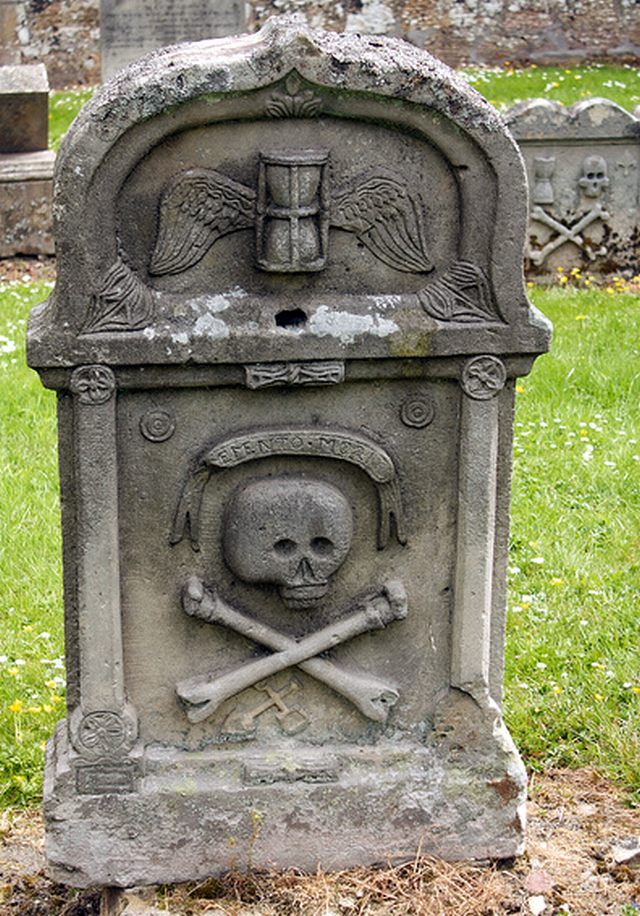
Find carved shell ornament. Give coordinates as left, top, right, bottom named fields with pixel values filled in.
left=149, top=152, right=434, bottom=277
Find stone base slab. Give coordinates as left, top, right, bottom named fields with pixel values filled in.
left=44, top=695, right=527, bottom=888
left=0, top=150, right=54, bottom=256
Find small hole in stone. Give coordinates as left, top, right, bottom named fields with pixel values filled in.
left=275, top=308, right=307, bottom=329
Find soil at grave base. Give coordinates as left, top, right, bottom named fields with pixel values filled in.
left=0, top=769, right=639, bottom=915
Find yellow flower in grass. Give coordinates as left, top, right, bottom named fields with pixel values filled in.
left=9, top=699, right=23, bottom=713
left=575, top=314, right=588, bottom=321
left=23, top=625, right=34, bottom=633
left=516, top=384, right=525, bottom=394
left=552, top=685, right=562, bottom=694
left=51, top=695, right=63, bottom=705
left=45, top=679, right=57, bottom=689
left=12, top=775, right=25, bottom=784
left=27, top=706, right=41, bottom=714
left=550, top=577, right=564, bottom=586
left=43, top=704, right=53, bottom=713
left=632, top=686, right=640, bottom=695
left=594, top=693, right=604, bottom=702
left=8, top=667, right=19, bottom=676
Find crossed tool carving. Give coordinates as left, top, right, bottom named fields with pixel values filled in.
left=528, top=203, right=609, bottom=266
left=177, top=577, right=408, bottom=725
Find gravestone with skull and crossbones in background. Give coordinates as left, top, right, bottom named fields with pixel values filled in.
left=28, top=17, right=550, bottom=888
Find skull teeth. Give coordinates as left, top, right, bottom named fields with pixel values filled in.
left=280, top=582, right=328, bottom=609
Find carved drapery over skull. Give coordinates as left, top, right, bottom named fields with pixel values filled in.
left=222, top=477, right=353, bottom=610
left=578, top=155, right=609, bottom=198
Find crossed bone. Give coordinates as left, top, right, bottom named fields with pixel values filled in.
left=528, top=203, right=609, bottom=266
left=176, top=576, right=407, bottom=725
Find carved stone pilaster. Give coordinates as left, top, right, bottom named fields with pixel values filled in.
left=451, top=359, right=505, bottom=697
left=69, top=365, right=138, bottom=765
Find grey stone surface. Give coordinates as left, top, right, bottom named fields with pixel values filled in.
left=0, top=63, right=48, bottom=153
left=506, top=99, right=640, bottom=276
left=100, top=0, right=246, bottom=79
left=28, top=16, right=550, bottom=888
left=0, top=149, right=54, bottom=255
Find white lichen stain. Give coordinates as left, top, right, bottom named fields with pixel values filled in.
left=193, top=312, right=230, bottom=339
left=142, top=326, right=156, bottom=339
left=308, top=306, right=398, bottom=344
left=186, top=288, right=246, bottom=318
left=172, top=331, right=189, bottom=344
left=585, top=104, right=613, bottom=127
left=372, top=294, right=402, bottom=311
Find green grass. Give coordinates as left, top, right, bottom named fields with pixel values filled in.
left=47, top=62, right=640, bottom=152
left=0, top=281, right=638, bottom=807
left=462, top=62, right=640, bottom=111
left=506, top=285, right=640, bottom=800
left=0, top=281, right=64, bottom=807
left=49, top=89, right=94, bottom=151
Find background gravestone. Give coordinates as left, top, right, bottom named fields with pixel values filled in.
left=507, top=99, right=640, bottom=277
left=100, top=0, right=246, bottom=79
left=0, top=63, right=54, bottom=256
left=29, top=18, right=550, bottom=887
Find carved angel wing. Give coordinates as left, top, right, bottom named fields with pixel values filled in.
left=149, top=169, right=256, bottom=276
left=331, top=171, right=433, bottom=274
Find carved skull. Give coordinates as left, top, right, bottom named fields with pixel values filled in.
left=579, top=155, right=609, bottom=198
left=222, top=477, right=353, bottom=610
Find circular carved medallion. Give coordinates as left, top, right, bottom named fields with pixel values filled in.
left=70, top=365, right=116, bottom=405
left=78, top=711, right=126, bottom=755
left=460, top=356, right=507, bottom=400
left=400, top=396, right=435, bottom=429
left=140, top=408, right=176, bottom=442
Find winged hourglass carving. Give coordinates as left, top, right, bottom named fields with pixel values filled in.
left=149, top=151, right=434, bottom=276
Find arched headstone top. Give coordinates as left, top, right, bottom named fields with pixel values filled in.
left=29, top=16, right=550, bottom=368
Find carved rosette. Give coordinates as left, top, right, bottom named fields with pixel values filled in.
left=400, top=396, right=435, bottom=429
left=70, top=365, right=116, bottom=405
left=140, top=408, right=176, bottom=442
left=78, top=711, right=127, bottom=756
left=460, top=356, right=507, bottom=400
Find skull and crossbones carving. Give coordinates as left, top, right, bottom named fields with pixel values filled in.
left=176, top=476, right=408, bottom=726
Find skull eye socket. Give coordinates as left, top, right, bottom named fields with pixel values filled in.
left=273, top=538, right=297, bottom=556
left=310, top=536, right=334, bottom=556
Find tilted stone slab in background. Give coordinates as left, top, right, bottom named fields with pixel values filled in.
left=506, top=99, right=640, bottom=277
left=28, top=17, right=550, bottom=888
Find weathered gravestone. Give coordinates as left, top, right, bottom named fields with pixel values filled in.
left=506, top=99, right=640, bottom=277
left=28, top=17, right=551, bottom=888
left=100, top=0, right=246, bottom=79
left=0, top=63, right=54, bottom=255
